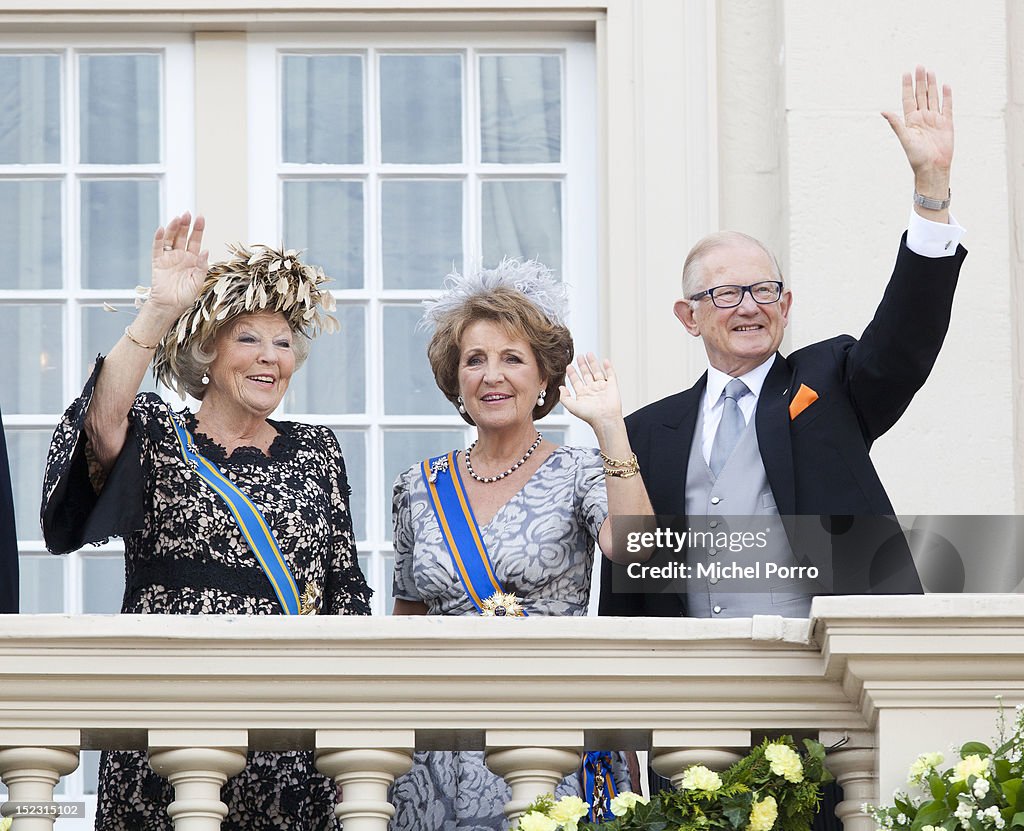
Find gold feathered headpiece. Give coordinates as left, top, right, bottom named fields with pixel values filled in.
left=153, top=243, right=338, bottom=395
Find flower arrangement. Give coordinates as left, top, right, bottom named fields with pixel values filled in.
left=865, top=700, right=1024, bottom=831
left=0, top=816, right=10, bottom=831
left=515, top=737, right=832, bottom=831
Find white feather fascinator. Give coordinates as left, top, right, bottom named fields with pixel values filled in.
left=421, top=258, right=569, bottom=331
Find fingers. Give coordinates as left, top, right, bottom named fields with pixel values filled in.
left=172, top=211, right=192, bottom=250
left=942, top=83, right=953, bottom=119
left=187, top=214, right=206, bottom=256
left=900, top=71, right=915, bottom=121
left=914, top=65, right=927, bottom=113
left=880, top=110, right=905, bottom=140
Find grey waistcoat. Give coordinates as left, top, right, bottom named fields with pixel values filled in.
left=684, top=404, right=812, bottom=618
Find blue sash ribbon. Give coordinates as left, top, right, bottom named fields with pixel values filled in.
left=584, top=750, right=619, bottom=821
left=421, top=451, right=517, bottom=614
left=168, top=409, right=302, bottom=615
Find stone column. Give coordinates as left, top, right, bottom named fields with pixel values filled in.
left=0, top=730, right=80, bottom=831
left=821, top=731, right=877, bottom=831
left=485, top=730, right=583, bottom=821
left=315, top=729, right=415, bottom=831
left=650, top=729, right=751, bottom=788
left=148, top=729, right=248, bottom=831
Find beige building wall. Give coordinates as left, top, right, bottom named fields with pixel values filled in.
left=4, top=0, right=1020, bottom=516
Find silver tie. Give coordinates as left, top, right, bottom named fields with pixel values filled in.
left=709, top=378, right=750, bottom=477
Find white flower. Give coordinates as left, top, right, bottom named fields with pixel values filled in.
left=908, top=752, right=945, bottom=783
left=985, top=807, right=1001, bottom=819
left=974, top=778, right=991, bottom=798
left=517, top=812, right=558, bottom=831
left=897, top=814, right=908, bottom=825
left=549, top=795, right=588, bottom=830
left=680, top=765, right=723, bottom=792
left=765, top=743, right=805, bottom=783
left=609, top=791, right=649, bottom=817
left=922, top=825, right=938, bottom=831
left=953, top=755, right=989, bottom=783
left=749, top=796, right=779, bottom=831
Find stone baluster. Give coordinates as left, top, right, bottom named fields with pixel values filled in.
left=148, top=730, right=248, bottom=831
left=0, top=730, right=80, bottom=831
left=650, top=729, right=751, bottom=787
left=820, top=730, right=877, bottom=831
left=315, top=729, right=415, bottom=831
left=485, top=730, right=584, bottom=821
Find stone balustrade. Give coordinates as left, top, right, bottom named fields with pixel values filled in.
left=0, top=595, right=1021, bottom=830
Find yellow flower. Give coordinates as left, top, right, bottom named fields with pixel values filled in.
left=517, top=811, right=558, bottom=831
left=0, top=818, right=10, bottom=831
left=549, top=795, right=589, bottom=830
left=680, top=764, right=724, bottom=791
left=765, top=743, right=804, bottom=783
left=610, top=791, right=650, bottom=817
left=749, top=795, right=779, bottom=831
left=908, top=752, right=944, bottom=783
left=952, top=754, right=989, bottom=783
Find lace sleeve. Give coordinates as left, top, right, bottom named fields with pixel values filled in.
left=321, top=428, right=372, bottom=616
left=40, top=357, right=154, bottom=556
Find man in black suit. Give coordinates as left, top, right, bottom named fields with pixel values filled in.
left=601, top=66, right=966, bottom=619
left=0, top=404, right=19, bottom=613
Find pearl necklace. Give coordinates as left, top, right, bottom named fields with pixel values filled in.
left=466, top=432, right=543, bottom=484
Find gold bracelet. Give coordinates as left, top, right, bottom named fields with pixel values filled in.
left=600, top=450, right=638, bottom=469
left=603, top=465, right=640, bottom=478
left=124, top=325, right=158, bottom=350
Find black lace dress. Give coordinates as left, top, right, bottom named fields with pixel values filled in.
left=41, top=359, right=371, bottom=831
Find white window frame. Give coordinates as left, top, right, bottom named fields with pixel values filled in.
left=247, top=31, right=598, bottom=615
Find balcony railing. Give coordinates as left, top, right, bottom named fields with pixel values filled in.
left=0, top=595, right=1021, bottom=830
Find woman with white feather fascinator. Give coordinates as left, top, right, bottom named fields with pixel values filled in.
left=389, top=258, right=654, bottom=830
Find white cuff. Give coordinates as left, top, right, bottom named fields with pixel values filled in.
left=906, top=209, right=966, bottom=258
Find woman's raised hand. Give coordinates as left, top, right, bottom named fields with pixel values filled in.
left=147, top=212, right=209, bottom=320
left=559, top=353, right=624, bottom=431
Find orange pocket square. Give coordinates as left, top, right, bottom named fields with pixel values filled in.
left=788, top=384, right=819, bottom=420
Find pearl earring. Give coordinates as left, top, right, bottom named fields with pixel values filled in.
left=537, top=389, right=547, bottom=407
left=201, top=372, right=210, bottom=386
left=457, top=395, right=466, bottom=414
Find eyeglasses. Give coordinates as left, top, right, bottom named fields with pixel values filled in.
left=689, top=280, right=784, bottom=309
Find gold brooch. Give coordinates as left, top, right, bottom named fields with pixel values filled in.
left=299, top=582, right=321, bottom=615
left=480, top=592, right=524, bottom=617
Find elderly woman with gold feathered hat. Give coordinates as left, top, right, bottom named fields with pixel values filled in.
left=41, top=212, right=368, bottom=831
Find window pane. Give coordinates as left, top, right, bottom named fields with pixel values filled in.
left=383, top=429, right=465, bottom=540
left=482, top=179, right=562, bottom=274
left=7, top=428, right=54, bottom=541
left=333, top=429, right=366, bottom=542
left=0, top=179, right=62, bottom=289
left=381, top=180, right=462, bottom=289
left=82, top=554, right=125, bottom=613
left=79, top=53, right=160, bottom=164
left=480, top=55, right=561, bottom=163
left=382, top=305, right=452, bottom=415
left=0, top=54, right=61, bottom=164
left=282, top=54, right=363, bottom=164
left=0, top=306, right=63, bottom=414
left=82, top=305, right=158, bottom=393
left=80, top=179, right=160, bottom=289
left=283, top=180, right=364, bottom=290
left=380, top=54, right=462, bottom=164
left=82, top=751, right=101, bottom=795
left=19, top=556, right=64, bottom=613
left=284, top=304, right=365, bottom=414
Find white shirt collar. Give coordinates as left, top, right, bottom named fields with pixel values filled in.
left=704, top=354, right=777, bottom=408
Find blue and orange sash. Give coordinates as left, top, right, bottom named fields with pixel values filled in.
left=421, top=451, right=523, bottom=615
left=168, top=409, right=303, bottom=615
left=584, top=750, right=620, bottom=821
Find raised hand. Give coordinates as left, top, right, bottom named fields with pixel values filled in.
left=559, top=353, right=623, bottom=432
left=146, top=212, right=209, bottom=319
left=881, top=66, right=953, bottom=199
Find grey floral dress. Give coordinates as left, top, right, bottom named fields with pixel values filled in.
left=41, top=358, right=371, bottom=831
left=389, top=446, right=631, bottom=831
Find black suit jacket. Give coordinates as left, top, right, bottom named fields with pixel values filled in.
left=0, top=405, right=19, bottom=613
left=601, top=235, right=967, bottom=616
